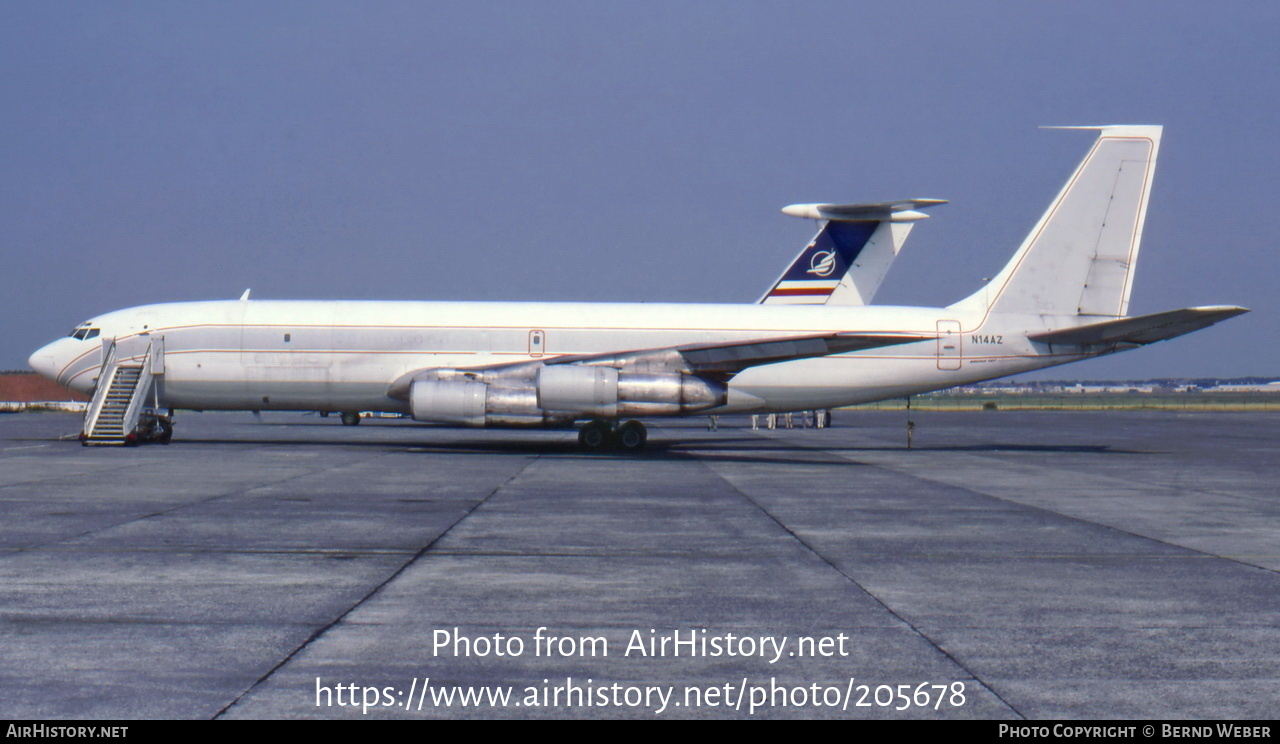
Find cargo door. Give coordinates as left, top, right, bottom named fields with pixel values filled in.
left=936, top=319, right=962, bottom=370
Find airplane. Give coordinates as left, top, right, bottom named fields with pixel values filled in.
left=28, top=125, right=1248, bottom=451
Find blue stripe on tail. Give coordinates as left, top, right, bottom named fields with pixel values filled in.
left=778, top=221, right=878, bottom=283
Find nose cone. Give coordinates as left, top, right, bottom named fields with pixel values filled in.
left=28, top=342, right=60, bottom=382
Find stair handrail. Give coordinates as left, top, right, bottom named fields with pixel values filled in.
left=81, top=338, right=120, bottom=439
left=117, top=339, right=156, bottom=441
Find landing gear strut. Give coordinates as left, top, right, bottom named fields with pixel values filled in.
left=576, top=419, right=647, bottom=453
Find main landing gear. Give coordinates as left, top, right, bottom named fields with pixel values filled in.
left=577, top=419, right=647, bottom=453
left=340, top=411, right=362, bottom=426
left=124, top=412, right=173, bottom=445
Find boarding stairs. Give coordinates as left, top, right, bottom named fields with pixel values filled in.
left=81, top=336, right=168, bottom=446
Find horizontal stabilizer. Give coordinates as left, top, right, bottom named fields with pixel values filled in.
left=781, top=199, right=947, bottom=222
left=1028, top=306, right=1249, bottom=346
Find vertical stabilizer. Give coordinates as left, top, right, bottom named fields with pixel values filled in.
left=761, top=199, right=945, bottom=305
left=954, top=126, right=1161, bottom=319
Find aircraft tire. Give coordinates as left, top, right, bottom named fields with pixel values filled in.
left=577, top=420, right=613, bottom=451
left=340, top=411, right=361, bottom=426
left=615, top=420, right=647, bottom=452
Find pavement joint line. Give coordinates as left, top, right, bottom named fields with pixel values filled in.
left=0, top=547, right=419, bottom=556
left=212, top=453, right=542, bottom=720
left=777, top=431, right=1280, bottom=578
left=0, top=448, right=405, bottom=561
left=0, top=615, right=323, bottom=628
left=917, top=623, right=1280, bottom=631
left=402, top=550, right=798, bottom=558
left=688, top=444, right=1027, bottom=720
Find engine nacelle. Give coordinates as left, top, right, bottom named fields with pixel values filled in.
left=537, top=366, right=619, bottom=416
left=537, top=366, right=725, bottom=417
left=409, top=366, right=727, bottom=426
left=410, top=379, right=488, bottom=427
left=409, top=379, right=573, bottom=428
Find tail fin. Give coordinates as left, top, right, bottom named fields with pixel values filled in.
left=953, top=126, right=1162, bottom=318
left=760, top=199, right=945, bottom=305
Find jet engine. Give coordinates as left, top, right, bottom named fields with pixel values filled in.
left=408, top=365, right=726, bottom=427
left=536, top=366, right=725, bottom=417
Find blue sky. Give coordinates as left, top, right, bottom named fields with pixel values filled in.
left=3, top=1, right=1276, bottom=378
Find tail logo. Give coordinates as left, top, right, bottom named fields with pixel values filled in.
left=807, top=249, right=837, bottom=277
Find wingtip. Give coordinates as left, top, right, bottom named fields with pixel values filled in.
left=1196, top=304, right=1251, bottom=317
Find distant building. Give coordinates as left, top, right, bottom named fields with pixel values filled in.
left=0, top=371, right=88, bottom=411
left=1205, top=381, right=1280, bottom=393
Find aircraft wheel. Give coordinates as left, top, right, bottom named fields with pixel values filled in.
left=340, top=411, right=362, bottom=426
left=157, top=418, right=174, bottom=444
left=577, top=420, right=613, bottom=451
left=615, top=420, right=647, bottom=452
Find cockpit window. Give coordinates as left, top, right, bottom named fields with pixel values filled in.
left=67, top=326, right=100, bottom=341
left=85, top=328, right=100, bottom=340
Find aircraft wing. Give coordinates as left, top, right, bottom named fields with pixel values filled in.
left=1028, top=306, right=1249, bottom=346
left=387, top=331, right=923, bottom=399
left=546, top=332, right=925, bottom=375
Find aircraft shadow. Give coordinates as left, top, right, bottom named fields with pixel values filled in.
left=101, top=434, right=860, bottom=466
left=918, top=443, right=1148, bottom=454
left=42, top=430, right=1151, bottom=462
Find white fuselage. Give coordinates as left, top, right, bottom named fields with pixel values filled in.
left=30, top=299, right=1093, bottom=416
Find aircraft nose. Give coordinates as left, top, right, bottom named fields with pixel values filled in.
left=28, top=341, right=61, bottom=382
